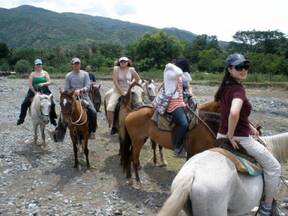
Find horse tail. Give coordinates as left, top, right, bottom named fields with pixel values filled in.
left=120, top=125, right=132, bottom=172
left=157, top=170, right=195, bottom=216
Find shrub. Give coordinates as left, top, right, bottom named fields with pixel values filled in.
left=15, top=59, right=31, bottom=74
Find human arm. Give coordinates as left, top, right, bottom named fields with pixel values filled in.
left=131, top=69, right=140, bottom=83
left=112, top=67, right=125, bottom=96
left=38, top=71, right=51, bottom=87
left=28, top=72, right=37, bottom=94
left=227, top=98, right=243, bottom=149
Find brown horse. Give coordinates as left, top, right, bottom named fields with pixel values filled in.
left=89, top=82, right=101, bottom=112
left=120, top=101, right=221, bottom=186
left=60, top=90, right=90, bottom=169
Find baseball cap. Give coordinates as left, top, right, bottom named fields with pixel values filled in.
left=34, top=59, right=43, bottom=65
left=119, top=56, right=128, bottom=62
left=71, top=57, right=81, bottom=64
left=225, top=53, right=249, bottom=66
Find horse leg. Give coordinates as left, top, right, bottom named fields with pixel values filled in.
left=41, top=124, right=46, bottom=146
left=83, top=138, right=90, bottom=168
left=132, top=140, right=145, bottom=189
left=158, top=144, right=168, bottom=167
left=34, top=124, right=38, bottom=145
left=151, top=139, right=157, bottom=165
left=72, top=137, right=79, bottom=169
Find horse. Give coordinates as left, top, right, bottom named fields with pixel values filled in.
left=157, top=132, right=288, bottom=216
left=89, top=82, right=101, bottom=112
left=30, top=93, right=52, bottom=146
left=59, top=90, right=90, bottom=169
left=120, top=101, right=221, bottom=187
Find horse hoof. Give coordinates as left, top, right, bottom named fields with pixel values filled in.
left=133, top=182, right=142, bottom=190
left=126, top=179, right=133, bottom=186
left=158, top=160, right=168, bottom=167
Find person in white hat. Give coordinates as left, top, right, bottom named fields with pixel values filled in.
left=17, top=58, right=57, bottom=126
left=106, top=56, right=140, bottom=134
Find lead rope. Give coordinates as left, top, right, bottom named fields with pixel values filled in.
left=70, top=98, right=87, bottom=126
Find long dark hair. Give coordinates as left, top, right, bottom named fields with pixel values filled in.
left=214, top=67, right=241, bottom=101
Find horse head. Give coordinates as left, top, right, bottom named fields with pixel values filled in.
left=37, top=93, right=52, bottom=124
left=122, top=82, right=145, bottom=109
left=141, top=79, right=157, bottom=101
left=89, top=82, right=102, bottom=112
left=59, top=89, right=75, bottom=122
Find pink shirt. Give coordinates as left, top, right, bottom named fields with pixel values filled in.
left=167, top=78, right=186, bottom=113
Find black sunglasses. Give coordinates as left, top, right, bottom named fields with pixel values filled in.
left=120, top=60, right=128, bottom=63
left=234, top=63, right=249, bottom=71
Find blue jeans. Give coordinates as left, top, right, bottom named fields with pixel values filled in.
left=169, top=107, right=188, bottom=154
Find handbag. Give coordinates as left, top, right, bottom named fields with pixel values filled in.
left=152, top=87, right=176, bottom=115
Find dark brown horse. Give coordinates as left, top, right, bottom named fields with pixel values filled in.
left=60, top=90, right=90, bottom=169
left=120, top=101, right=221, bottom=186
left=89, top=82, right=101, bottom=112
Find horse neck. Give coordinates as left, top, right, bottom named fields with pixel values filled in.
left=71, top=99, right=82, bottom=121
left=262, top=132, right=288, bottom=163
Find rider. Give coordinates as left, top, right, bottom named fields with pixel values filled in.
left=214, top=53, right=282, bottom=216
left=107, top=56, right=140, bottom=135
left=17, top=58, right=57, bottom=126
left=165, top=58, right=191, bottom=157
left=85, top=65, right=96, bottom=82
left=65, top=57, right=97, bottom=139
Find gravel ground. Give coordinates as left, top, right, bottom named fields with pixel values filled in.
left=0, top=78, right=287, bottom=216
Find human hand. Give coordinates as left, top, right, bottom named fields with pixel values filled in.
left=74, top=89, right=81, bottom=96
left=228, top=136, right=239, bottom=149
left=250, top=127, right=260, bottom=137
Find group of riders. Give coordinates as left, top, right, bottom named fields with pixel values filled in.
left=16, top=54, right=284, bottom=216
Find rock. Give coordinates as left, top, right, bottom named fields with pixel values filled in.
left=114, top=208, right=123, bottom=215
left=137, top=210, right=144, bottom=215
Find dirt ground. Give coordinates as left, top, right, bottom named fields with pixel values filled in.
left=0, top=78, right=287, bottom=216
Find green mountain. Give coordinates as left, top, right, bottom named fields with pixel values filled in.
left=0, top=5, right=199, bottom=48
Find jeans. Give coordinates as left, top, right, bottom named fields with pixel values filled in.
left=169, top=107, right=188, bottom=154
left=83, top=96, right=97, bottom=133
left=217, top=133, right=281, bottom=198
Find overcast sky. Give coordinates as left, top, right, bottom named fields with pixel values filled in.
left=1, top=0, right=287, bottom=41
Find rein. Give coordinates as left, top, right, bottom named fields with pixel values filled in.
left=190, top=108, right=217, bottom=139
left=70, top=98, right=87, bottom=126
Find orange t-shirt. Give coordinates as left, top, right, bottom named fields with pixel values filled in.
left=167, top=78, right=185, bottom=113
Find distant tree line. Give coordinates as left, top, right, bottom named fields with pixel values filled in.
left=0, top=30, right=287, bottom=77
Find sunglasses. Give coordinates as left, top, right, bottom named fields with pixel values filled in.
left=120, top=60, right=128, bottom=63
left=234, top=63, right=249, bottom=71
left=36, top=64, right=42, bottom=66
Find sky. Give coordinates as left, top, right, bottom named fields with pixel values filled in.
left=1, top=0, right=288, bottom=41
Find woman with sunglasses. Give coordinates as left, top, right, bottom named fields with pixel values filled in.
left=17, top=58, right=57, bottom=126
left=214, top=53, right=282, bottom=216
left=107, top=56, right=140, bottom=134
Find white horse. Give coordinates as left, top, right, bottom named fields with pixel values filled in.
left=30, top=93, right=52, bottom=146
left=158, top=132, right=288, bottom=216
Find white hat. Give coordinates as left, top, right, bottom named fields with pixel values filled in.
left=71, top=57, right=81, bottom=64
left=34, top=59, right=43, bottom=65
left=119, top=56, right=128, bottom=62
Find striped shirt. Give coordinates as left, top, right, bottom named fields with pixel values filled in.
left=167, top=78, right=186, bottom=113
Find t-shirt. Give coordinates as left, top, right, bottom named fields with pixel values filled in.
left=64, top=70, right=90, bottom=94
left=113, top=66, right=136, bottom=92
left=218, top=84, right=252, bottom=136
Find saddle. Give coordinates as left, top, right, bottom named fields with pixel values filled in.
left=151, top=97, right=198, bottom=132
left=210, top=138, right=262, bottom=176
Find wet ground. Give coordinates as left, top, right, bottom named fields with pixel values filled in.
left=0, top=78, right=287, bottom=215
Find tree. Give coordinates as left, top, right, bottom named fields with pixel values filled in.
left=15, top=59, right=31, bottom=74
left=0, top=42, right=9, bottom=59
left=130, top=31, right=182, bottom=70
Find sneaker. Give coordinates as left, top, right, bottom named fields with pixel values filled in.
left=259, top=202, right=272, bottom=216
left=110, top=127, right=117, bottom=135
left=50, top=119, right=57, bottom=126
left=17, top=119, right=24, bottom=125
left=89, top=132, right=96, bottom=140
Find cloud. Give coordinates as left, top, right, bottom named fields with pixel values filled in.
left=113, top=0, right=136, bottom=16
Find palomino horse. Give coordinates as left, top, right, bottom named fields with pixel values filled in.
left=89, top=82, right=101, bottom=112
left=120, top=101, right=221, bottom=186
left=59, top=90, right=90, bottom=169
left=157, top=132, right=288, bottom=216
left=30, top=93, right=52, bottom=146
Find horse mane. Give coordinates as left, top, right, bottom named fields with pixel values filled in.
left=262, top=132, right=288, bottom=163
left=199, top=111, right=221, bottom=136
